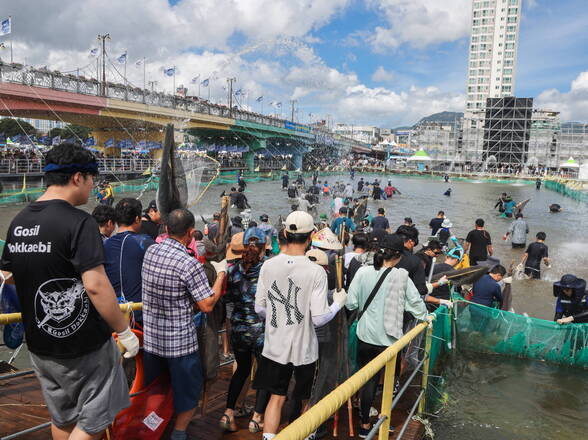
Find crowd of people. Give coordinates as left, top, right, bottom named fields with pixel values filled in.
left=1, top=142, right=587, bottom=440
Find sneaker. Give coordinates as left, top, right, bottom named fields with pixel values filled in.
left=358, top=426, right=371, bottom=438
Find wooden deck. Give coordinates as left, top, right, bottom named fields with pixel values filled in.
left=0, top=364, right=424, bottom=440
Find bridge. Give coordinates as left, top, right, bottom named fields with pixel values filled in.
left=0, top=62, right=371, bottom=170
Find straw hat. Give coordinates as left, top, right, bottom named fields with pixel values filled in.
left=311, top=227, right=343, bottom=250
left=226, top=232, right=245, bottom=260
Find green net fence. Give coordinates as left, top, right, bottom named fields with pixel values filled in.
left=424, top=305, right=453, bottom=414
left=453, top=297, right=588, bottom=368
left=545, top=179, right=588, bottom=203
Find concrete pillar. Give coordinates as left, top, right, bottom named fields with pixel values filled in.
left=246, top=138, right=266, bottom=172
left=243, top=151, right=255, bottom=172
left=292, top=152, right=303, bottom=171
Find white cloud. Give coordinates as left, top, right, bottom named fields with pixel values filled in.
left=368, top=0, right=471, bottom=51
left=371, top=66, right=395, bottom=83
left=536, top=71, right=588, bottom=121
left=3, top=0, right=465, bottom=127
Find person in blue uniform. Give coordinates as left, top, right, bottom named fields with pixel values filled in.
left=554, top=274, right=588, bottom=324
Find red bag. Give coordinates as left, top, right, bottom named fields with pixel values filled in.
left=106, top=330, right=174, bottom=439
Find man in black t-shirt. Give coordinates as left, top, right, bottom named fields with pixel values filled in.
left=521, top=231, right=550, bottom=279
left=140, top=199, right=162, bottom=239
left=0, top=143, right=139, bottom=438
left=464, top=218, right=493, bottom=266
left=429, top=210, right=444, bottom=236
left=371, top=207, right=390, bottom=232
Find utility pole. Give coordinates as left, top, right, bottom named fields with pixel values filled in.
left=227, top=77, right=236, bottom=115
left=97, top=33, right=110, bottom=96
left=290, top=99, right=297, bottom=122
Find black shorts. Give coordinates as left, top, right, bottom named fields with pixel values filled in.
left=252, top=355, right=316, bottom=400
left=525, top=266, right=541, bottom=279
left=512, top=243, right=526, bottom=249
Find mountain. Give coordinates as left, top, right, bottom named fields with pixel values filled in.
left=415, top=111, right=464, bottom=126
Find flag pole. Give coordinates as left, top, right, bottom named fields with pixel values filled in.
left=173, top=66, right=176, bottom=96
left=9, top=16, right=13, bottom=64
left=208, top=77, right=211, bottom=101
left=143, top=57, right=146, bottom=91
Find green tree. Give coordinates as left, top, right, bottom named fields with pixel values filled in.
left=48, top=124, right=92, bottom=141
left=64, top=124, right=92, bottom=140
left=47, top=127, right=65, bottom=139
left=0, top=118, right=37, bottom=138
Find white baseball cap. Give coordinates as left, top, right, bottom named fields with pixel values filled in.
left=306, top=249, right=329, bottom=266
left=284, top=211, right=316, bottom=234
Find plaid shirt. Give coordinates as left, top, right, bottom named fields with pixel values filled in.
left=142, top=238, right=213, bottom=357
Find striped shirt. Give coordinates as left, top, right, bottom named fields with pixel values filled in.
left=142, top=238, right=212, bottom=357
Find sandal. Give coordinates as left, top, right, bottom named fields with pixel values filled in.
left=219, top=414, right=238, bottom=432
left=248, top=419, right=263, bottom=433
left=234, top=405, right=253, bottom=418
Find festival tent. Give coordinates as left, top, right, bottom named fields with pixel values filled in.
left=407, top=149, right=432, bottom=161
left=559, top=157, right=579, bottom=168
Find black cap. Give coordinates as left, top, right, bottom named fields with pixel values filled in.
left=382, top=233, right=405, bottom=252
left=145, top=200, right=157, bottom=212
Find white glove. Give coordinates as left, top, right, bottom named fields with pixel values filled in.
left=557, top=316, right=574, bottom=325
left=425, top=314, right=435, bottom=326
left=211, top=259, right=227, bottom=274
left=117, top=327, right=140, bottom=359
left=333, top=288, right=348, bottom=307
left=439, top=299, right=453, bottom=309
left=437, top=275, right=448, bottom=286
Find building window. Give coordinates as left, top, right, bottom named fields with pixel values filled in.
left=508, top=7, right=518, bottom=14
left=505, top=51, right=514, bottom=58
left=507, top=16, right=517, bottom=23
left=505, top=42, right=515, bottom=49
left=503, top=68, right=513, bottom=74
left=503, top=77, right=512, bottom=83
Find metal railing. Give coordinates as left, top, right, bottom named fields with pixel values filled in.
left=0, top=158, right=159, bottom=175
left=275, top=321, right=433, bottom=440
left=0, top=62, right=367, bottom=151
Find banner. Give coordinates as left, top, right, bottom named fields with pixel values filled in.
left=0, top=17, right=11, bottom=36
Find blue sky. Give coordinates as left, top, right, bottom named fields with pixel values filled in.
left=11, top=0, right=588, bottom=126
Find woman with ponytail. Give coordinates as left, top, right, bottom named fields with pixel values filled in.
left=346, top=233, right=429, bottom=437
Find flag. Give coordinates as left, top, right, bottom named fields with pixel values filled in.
left=235, top=89, right=242, bottom=96
left=0, top=17, right=11, bottom=36
left=85, top=137, right=95, bottom=147
left=117, top=52, right=127, bottom=64
left=6, top=137, right=14, bottom=145
left=256, top=96, right=263, bottom=102
left=135, top=58, right=144, bottom=67
left=89, top=48, right=98, bottom=57
left=191, top=74, right=200, bottom=84
left=105, top=138, right=114, bottom=147
left=163, top=67, right=175, bottom=77
left=201, top=78, right=209, bottom=87
left=51, top=136, right=61, bottom=146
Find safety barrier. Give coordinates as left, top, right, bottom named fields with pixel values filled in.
left=545, top=178, right=588, bottom=203
left=275, top=321, right=433, bottom=440
left=0, top=302, right=143, bottom=325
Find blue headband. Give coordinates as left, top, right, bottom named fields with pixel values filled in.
left=43, top=162, right=99, bottom=174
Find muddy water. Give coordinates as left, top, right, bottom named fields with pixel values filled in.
left=1, top=173, right=588, bottom=438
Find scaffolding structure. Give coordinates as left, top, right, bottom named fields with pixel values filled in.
left=482, top=97, right=533, bottom=166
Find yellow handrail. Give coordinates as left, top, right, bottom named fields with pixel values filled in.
left=0, top=302, right=143, bottom=325
left=275, top=320, right=431, bottom=440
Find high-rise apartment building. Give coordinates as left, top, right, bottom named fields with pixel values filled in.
left=466, top=0, right=522, bottom=111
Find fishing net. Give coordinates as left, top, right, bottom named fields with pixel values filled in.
left=423, top=306, right=453, bottom=414
left=453, top=296, right=588, bottom=368
left=156, top=125, right=220, bottom=217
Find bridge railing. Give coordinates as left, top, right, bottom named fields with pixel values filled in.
left=0, top=158, right=160, bottom=175
left=0, top=62, right=367, bottom=152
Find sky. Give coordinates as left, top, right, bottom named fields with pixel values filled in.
left=2, top=0, right=588, bottom=127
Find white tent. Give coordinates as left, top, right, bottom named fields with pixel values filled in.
left=407, top=149, right=432, bottom=161
left=559, top=157, right=579, bottom=168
